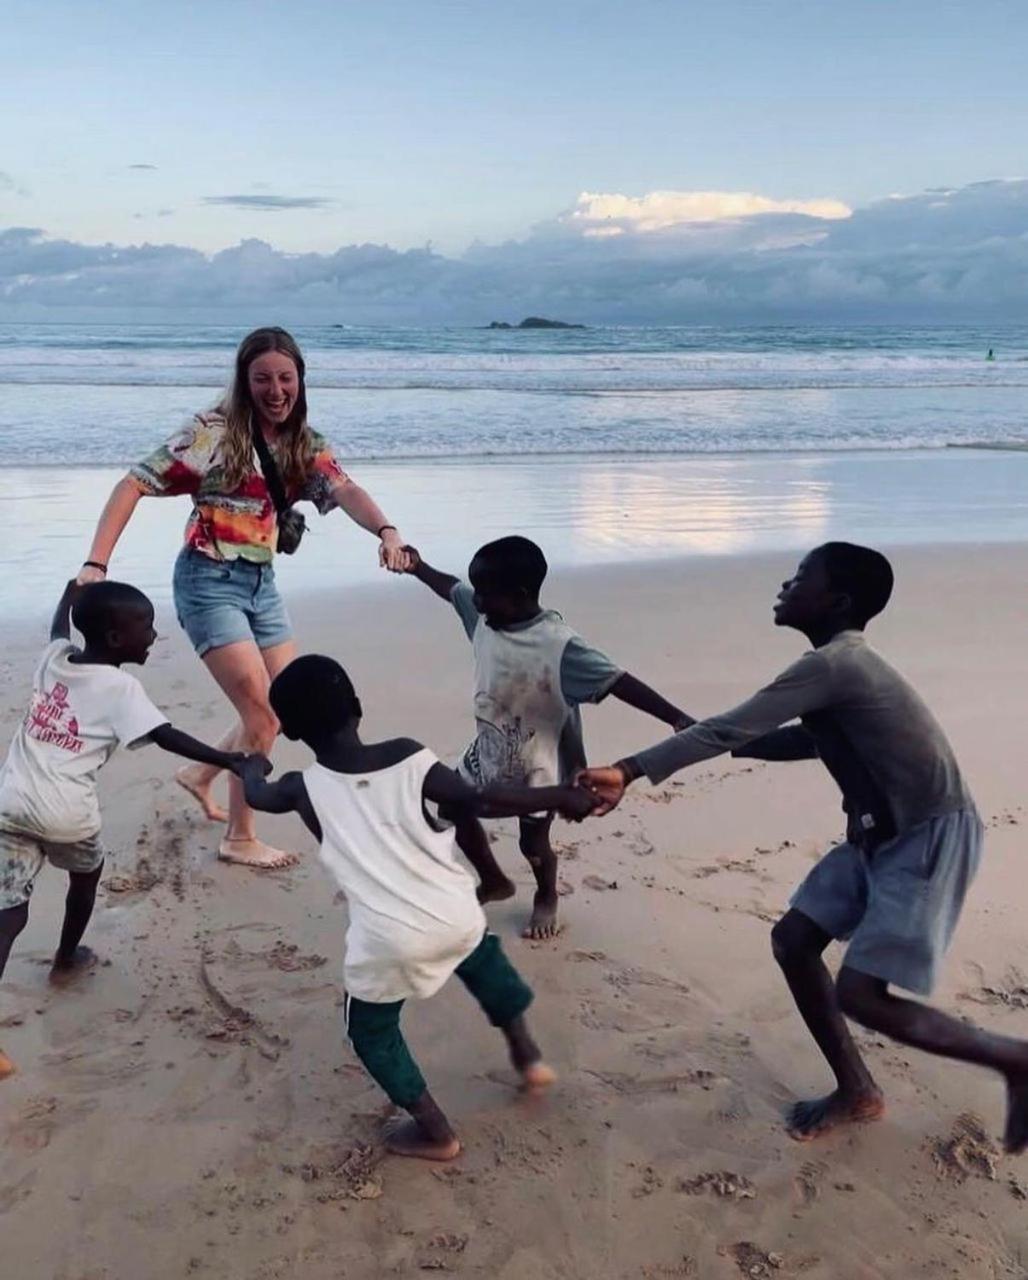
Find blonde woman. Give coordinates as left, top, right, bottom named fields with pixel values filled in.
left=77, top=327, right=409, bottom=869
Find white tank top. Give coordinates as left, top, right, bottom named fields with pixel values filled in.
left=302, top=748, right=486, bottom=1003
left=461, top=608, right=580, bottom=789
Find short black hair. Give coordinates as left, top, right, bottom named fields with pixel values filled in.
left=470, top=536, right=548, bottom=596
left=269, top=655, right=361, bottom=741
left=816, top=542, right=894, bottom=626
left=72, top=581, right=153, bottom=643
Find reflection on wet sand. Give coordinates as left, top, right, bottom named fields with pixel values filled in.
left=1, top=448, right=1026, bottom=617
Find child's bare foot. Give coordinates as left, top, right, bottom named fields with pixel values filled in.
left=0, top=1049, right=15, bottom=1080
left=176, top=768, right=228, bottom=823
left=218, top=837, right=299, bottom=870
left=383, top=1117, right=461, bottom=1162
left=1003, top=1071, right=1028, bottom=1153
left=477, top=873, right=516, bottom=905
left=522, top=890, right=560, bottom=940
left=49, top=945, right=98, bottom=986
left=503, top=1013, right=554, bottom=1091
left=786, top=1086, right=885, bottom=1140
left=519, top=1060, right=558, bottom=1092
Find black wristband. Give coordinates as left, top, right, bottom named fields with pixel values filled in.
left=376, top=524, right=397, bottom=538
left=83, top=560, right=108, bottom=573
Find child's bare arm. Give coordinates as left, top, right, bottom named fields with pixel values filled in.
left=402, top=545, right=460, bottom=602
left=149, top=723, right=251, bottom=773
left=50, top=579, right=81, bottom=641
left=238, top=762, right=322, bottom=839
left=608, top=672, right=693, bottom=730
left=424, top=763, right=596, bottom=821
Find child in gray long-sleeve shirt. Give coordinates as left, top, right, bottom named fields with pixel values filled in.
left=581, top=541, right=1028, bottom=1156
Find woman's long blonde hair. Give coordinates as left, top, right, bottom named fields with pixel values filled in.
left=216, top=327, right=314, bottom=493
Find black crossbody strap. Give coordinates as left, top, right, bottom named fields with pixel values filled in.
left=251, top=420, right=290, bottom=515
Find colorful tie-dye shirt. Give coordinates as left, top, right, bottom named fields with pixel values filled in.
left=131, top=413, right=348, bottom=563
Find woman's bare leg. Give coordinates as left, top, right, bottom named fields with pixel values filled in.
left=176, top=724, right=240, bottom=822
left=200, top=638, right=298, bottom=869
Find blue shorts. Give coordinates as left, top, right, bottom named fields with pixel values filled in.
left=791, top=807, right=983, bottom=996
left=173, top=548, right=293, bottom=658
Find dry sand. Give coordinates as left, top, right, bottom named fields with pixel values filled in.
left=2, top=545, right=1027, bottom=1280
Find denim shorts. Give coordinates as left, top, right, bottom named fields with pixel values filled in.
left=791, top=807, right=983, bottom=996
left=173, top=548, right=293, bottom=657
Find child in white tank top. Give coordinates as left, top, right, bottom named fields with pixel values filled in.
left=240, top=654, right=596, bottom=1162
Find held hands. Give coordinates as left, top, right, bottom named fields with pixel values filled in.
left=378, top=528, right=412, bottom=573
left=553, top=784, right=602, bottom=823
left=398, top=544, right=422, bottom=573
left=228, top=752, right=273, bottom=780
left=575, top=765, right=629, bottom=816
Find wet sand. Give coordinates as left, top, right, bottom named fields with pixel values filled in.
left=2, top=545, right=1028, bottom=1279
left=3, top=447, right=1028, bottom=618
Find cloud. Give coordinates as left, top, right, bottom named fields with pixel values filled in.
left=2, top=179, right=1027, bottom=322
left=565, top=189, right=851, bottom=236
left=202, top=194, right=335, bottom=212
left=128, top=163, right=158, bottom=171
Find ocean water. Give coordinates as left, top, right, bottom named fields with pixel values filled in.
left=1, top=322, right=1027, bottom=464
left=2, top=323, right=1027, bottom=620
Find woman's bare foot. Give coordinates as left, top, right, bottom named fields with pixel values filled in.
left=522, top=890, right=560, bottom=940
left=786, top=1087, right=885, bottom=1141
left=1003, top=1071, right=1028, bottom=1153
left=218, top=837, right=299, bottom=870
left=383, top=1117, right=461, bottom=1162
left=477, top=874, right=517, bottom=905
left=49, top=945, right=98, bottom=987
left=0, top=1049, right=15, bottom=1080
left=176, top=768, right=229, bottom=823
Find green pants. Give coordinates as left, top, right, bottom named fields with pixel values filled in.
left=344, top=932, right=533, bottom=1108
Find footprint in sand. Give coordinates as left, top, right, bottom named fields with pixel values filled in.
left=929, top=1112, right=999, bottom=1184
left=603, top=962, right=690, bottom=997
left=960, top=968, right=1028, bottom=1011
left=0, top=1171, right=37, bottom=1214
left=719, top=1243, right=786, bottom=1278
left=586, top=1068, right=718, bottom=1097
left=793, top=1159, right=826, bottom=1206
left=678, top=1170, right=756, bottom=1200
left=40, top=1043, right=147, bottom=1093
left=6, top=1096, right=59, bottom=1153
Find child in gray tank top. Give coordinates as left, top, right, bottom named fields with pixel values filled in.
left=403, top=535, right=693, bottom=941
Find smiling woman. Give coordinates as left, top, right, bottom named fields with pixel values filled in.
left=75, top=327, right=409, bottom=869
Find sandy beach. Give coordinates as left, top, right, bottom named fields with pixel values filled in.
left=2, top=543, right=1028, bottom=1280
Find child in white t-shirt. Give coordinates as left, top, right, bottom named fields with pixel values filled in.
left=0, top=580, right=254, bottom=1081
left=239, top=654, right=596, bottom=1161
left=403, top=536, right=693, bottom=940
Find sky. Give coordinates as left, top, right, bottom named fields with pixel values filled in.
left=3, top=0, right=1028, bottom=322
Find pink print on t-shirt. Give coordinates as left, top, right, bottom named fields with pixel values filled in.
left=25, top=681, right=84, bottom=754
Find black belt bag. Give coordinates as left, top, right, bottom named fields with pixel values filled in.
left=252, top=422, right=306, bottom=555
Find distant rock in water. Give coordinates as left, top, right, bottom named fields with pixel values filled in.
left=487, top=317, right=586, bottom=330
